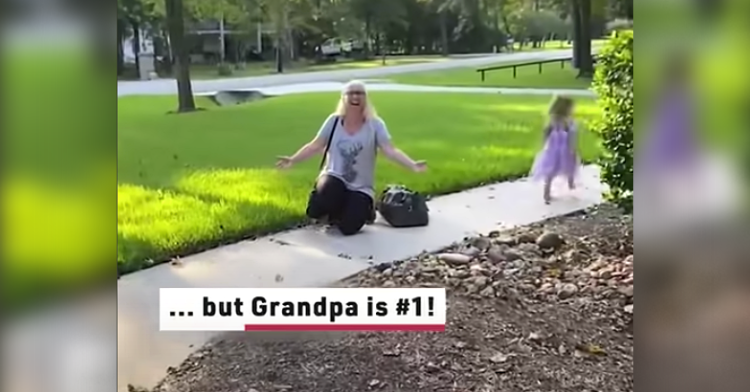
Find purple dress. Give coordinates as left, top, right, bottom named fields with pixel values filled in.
left=530, top=121, right=580, bottom=181
left=640, top=88, right=697, bottom=172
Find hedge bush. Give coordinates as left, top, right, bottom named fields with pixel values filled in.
left=216, top=62, right=233, bottom=76
left=592, top=30, right=634, bottom=212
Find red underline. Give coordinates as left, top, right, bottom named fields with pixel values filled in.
left=244, top=324, right=445, bottom=331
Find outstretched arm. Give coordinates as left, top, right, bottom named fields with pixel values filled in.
left=380, top=141, right=421, bottom=169
left=283, top=115, right=336, bottom=164
left=288, top=137, right=327, bottom=164
left=374, top=119, right=424, bottom=171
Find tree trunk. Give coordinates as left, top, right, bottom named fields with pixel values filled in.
left=287, top=28, right=295, bottom=61
left=274, top=7, right=286, bottom=73
left=571, top=0, right=582, bottom=68
left=117, top=19, right=125, bottom=76
left=165, top=0, right=196, bottom=112
left=274, top=27, right=284, bottom=72
left=364, top=15, right=372, bottom=58
left=130, top=19, right=141, bottom=73
left=626, top=0, right=633, bottom=19
left=439, top=11, right=449, bottom=56
left=274, top=33, right=284, bottom=72
left=275, top=41, right=283, bottom=73
left=162, top=28, right=173, bottom=75
left=283, top=10, right=294, bottom=63
left=576, top=0, right=594, bottom=77
left=492, top=4, right=500, bottom=34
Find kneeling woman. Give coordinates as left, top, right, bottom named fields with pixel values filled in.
left=276, top=80, right=427, bottom=235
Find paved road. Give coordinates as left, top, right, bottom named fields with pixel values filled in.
left=117, top=49, right=576, bottom=97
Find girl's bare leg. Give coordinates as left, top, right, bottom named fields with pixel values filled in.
left=543, top=178, right=553, bottom=204
left=567, top=175, right=576, bottom=190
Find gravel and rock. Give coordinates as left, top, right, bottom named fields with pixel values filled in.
left=148, top=204, right=633, bottom=392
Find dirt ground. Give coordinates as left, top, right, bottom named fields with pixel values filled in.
left=146, top=204, right=634, bottom=392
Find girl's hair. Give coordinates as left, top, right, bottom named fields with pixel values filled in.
left=546, top=95, right=575, bottom=135
left=334, top=80, right=378, bottom=119
left=548, top=95, right=575, bottom=121
left=663, top=50, right=691, bottom=85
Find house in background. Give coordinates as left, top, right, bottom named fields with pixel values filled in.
left=185, top=19, right=275, bottom=64
left=120, top=19, right=275, bottom=67
left=121, top=28, right=154, bottom=65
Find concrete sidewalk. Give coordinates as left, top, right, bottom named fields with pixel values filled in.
left=115, top=165, right=604, bottom=391
left=8, top=154, right=736, bottom=391
left=1, top=166, right=604, bottom=392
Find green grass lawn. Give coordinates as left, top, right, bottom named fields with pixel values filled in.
left=118, top=92, right=601, bottom=272
left=391, top=59, right=592, bottom=89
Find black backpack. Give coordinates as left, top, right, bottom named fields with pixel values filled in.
left=377, top=185, right=429, bottom=228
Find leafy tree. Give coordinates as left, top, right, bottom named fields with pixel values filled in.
left=411, top=0, right=465, bottom=55
left=532, top=0, right=599, bottom=74
left=433, top=0, right=452, bottom=55
left=118, top=0, right=161, bottom=75
left=346, top=0, right=407, bottom=56
left=118, top=0, right=615, bottom=104
left=609, top=0, right=632, bottom=19
left=507, top=9, right=567, bottom=47
left=228, top=0, right=320, bottom=71
left=147, top=0, right=263, bottom=110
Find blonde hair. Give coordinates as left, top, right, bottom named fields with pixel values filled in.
left=548, top=95, right=575, bottom=121
left=334, top=80, right=378, bottom=119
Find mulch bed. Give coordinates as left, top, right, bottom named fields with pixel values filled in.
left=144, top=204, right=633, bottom=392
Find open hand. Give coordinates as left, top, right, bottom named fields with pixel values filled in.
left=412, top=160, right=427, bottom=173
left=276, top=156, right=294, bottom=169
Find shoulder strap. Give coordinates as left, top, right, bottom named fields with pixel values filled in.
left=319, top=116, right=340, bottom=169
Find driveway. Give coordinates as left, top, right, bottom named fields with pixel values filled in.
left=117, top=49, right=576, bottom=97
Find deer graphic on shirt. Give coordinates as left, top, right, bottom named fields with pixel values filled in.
left=337, top=141, right=364, bottom=183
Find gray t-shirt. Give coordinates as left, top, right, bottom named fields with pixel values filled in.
left=316, top=114, right=391, bottom=198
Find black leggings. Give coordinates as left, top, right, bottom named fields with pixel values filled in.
left=306, top=175, right=373, bottom=235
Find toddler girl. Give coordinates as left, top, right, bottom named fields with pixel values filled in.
left=530, top=95, right=581, bottom=204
